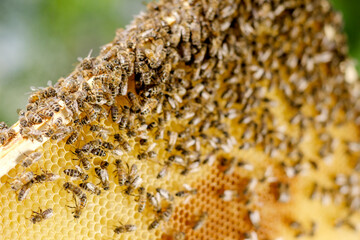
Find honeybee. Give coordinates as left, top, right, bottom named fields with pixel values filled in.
left=44, top=117, right=63, bottom=138
left=0, top=121, right=8, bottom=130
left=127, top=92, right=141, bottom=113
left=28, top=208, right=53, bottom=224
left=155, top=127, right=165, bottom=140
left=160, top=63, right=171, bottom=83
left=95, top=165, right=110, bottom=190
left=137, top=152, right=148, bottom=161
left=18, top=179, right=34, bottom=201
left=78, top=194, right=87, bottom=210
left=156, top=188, right=174, bottom=201
left=101, top=141, right=114, bottom=150
left=181, top=159, right=201, bottom=176
left=112, top=145, right=124, bottom=156
left=140, top=98, right=158, bottom=115
left=64, top=166, right=89, bottom=181
left=66, top=194, right=83, bottom=219
left=193, top=212, right=208, bottom=230
left=72, top=149, right=91, bottom=171
left=110, top=105, right=120, bottom=123
left=126, top=130, right=137, bottom=138
left=81, top=139, right=102, bottom=153
left=125, top=164, right=142, bottom=195
left=145, top=43, right=165, bottom=69
left=118, top=106, right=130, bottom=129
left=64, top=96, right=79, bottom=116
left=91, top=147, right=106, bottom=157
left=113, top=159, right=127, bottom=186
left=102, top=44, right=118, bottom=61
left=125, top=163, right=137, bottom=185
left=99, top=160, right=109, bottom=169
left=34, top=169, right=59, bottom=183
left=28, top=92, right=41, bottom=104
left=20, top=127, right=43, bottom=142
left=148, top=151, right=157, bottom=159
left=26, top=112, right=43, bottom=125
left=163, top=110, right=171, bottom=123
left=117, top=50, right=133, bottom=75
left=63, top=182, right=86, bottom=199
left=168, top=155, right=186, bottom=166
left=147, top=192, right=161, bottom=212
left=136, top=47, right=145, bottom=61
left=66, top=129, right=80, bottom=145
left=51, top=126, right=73, bottom=142
left=37, top=106, right=54, bottom=119
left=114, top=222, right=137, bottom=234
left=79, top=182, right=101, bottom=195
left=191, top=20, right=201, bottom=47
left=166, top=95, right=177, bottom=109
left=182, top=42, right=191, bottom=62
left=89, top=125, right=110, bottom=139
left=85, top=102, right=100, bottom=121
left=0, top=128, right=16, bottom=145
left=54, top=117, right=64, bottom=128
left=157, top=161, right=172, bottom=179
left=136, top=187, right=147, bottom=213
left=142, top=85, right=162, bottom=98
left=78, top=115, right=90, bottom=126
left=17, top=113, right=28, bottom=129
left=21, top=152, right=42, bottom=168
left=193, top=47, right=207, bottom=66
left=119, top=79, right=128, bottom=96
left=10, top=171, right=34, bottom=191
left=114, top=134, right=131, bottom=152
left=148, top=219, right=160, bottom=230
left=180, top=22, right=190, bottom=42
left=170, top=25, right=181, bottom=47
left=78, top=49, right=95, bottom=70
left=223, top=157, right=237, bottom=175
left=205, top=0, right=217, bottom=20
left=43, top=86, right=57, bottom=98
left=175, top=184, right=197, bottom=198
left=94, top=88, right=108, bottom=105
left=159, top=204, right=173, bottom=222
left=81, top=81, right=92, bottom=92
left=166, top=131, right=178, bottom=152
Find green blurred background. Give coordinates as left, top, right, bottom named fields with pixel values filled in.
left=0, top=0, right=358, bottom=124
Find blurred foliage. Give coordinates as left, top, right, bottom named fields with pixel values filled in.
left=0, top=0, right=358, bottom=124
left=0, top=0, right=147, bottom=124
left=330, top=0, right=360, bottom=69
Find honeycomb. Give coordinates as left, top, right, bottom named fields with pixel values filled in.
left=1, top=0, right=360, bottom=239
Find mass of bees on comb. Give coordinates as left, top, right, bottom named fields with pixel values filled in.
left=1, top=0, right=360, bottom=239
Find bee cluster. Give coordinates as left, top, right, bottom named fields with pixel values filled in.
left=0, top=121, right=16, bottom=146
left=1, top=0, right=360, bottom=239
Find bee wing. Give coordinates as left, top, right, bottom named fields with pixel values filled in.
left=47, top=173, right=60, bottom=181
left=19, top=187, right=31, bottom=201
left=30, top=152, right=42, bottom=161
left=75, top=165, right=84, bottom=173
left=86, top=49, right=93, bottom=58
left=30, top=86, right=40, bottom=92
left=155, top=192, right=161, bottom=204
left=183, top=183, right=192, bottom=191
left=113, top=147, right=124, bottom=156
left=104, top=170, right=109, bottom=182
left=146, top=143, right=157, bottom=152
